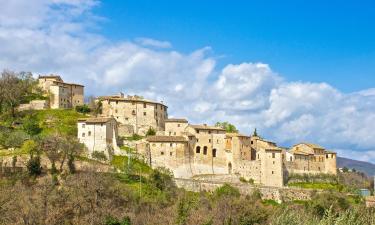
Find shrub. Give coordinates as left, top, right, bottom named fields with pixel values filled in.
left=149, top=167, right=175, bottom=191
left=214, top=183, right=240, bottom=198
left=3, top=130, right=28, bottom=148
left=22, top=116, right=41, bottom=136
left=27, top=155, right=42, bottom=176
left=146, top=127, right=156, bottom=136
left=104, top=216, right=131, bottom=225
left=75, top=104, right=91, bottom=114
left=92, top=151, right=108, bottom=161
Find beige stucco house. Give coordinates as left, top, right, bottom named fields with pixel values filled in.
left=77, top=117, right=118, bottom=158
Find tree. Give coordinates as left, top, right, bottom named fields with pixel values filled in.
left=59, top=137, right=84, bottom=173
left=3, top=130, right=28, bottom=148
left=39, top=134, right=62, bottom=174
left=253, top=128, right=258, bottom=137
left=22, top=115, right=42, bottom=136
left=215, top=122, right=238, bottom=133
left=146, top=127, right=156, bottom=136
left=0, top=70, right=35, bottom=117
left=75, top=104, right=91, bottom=114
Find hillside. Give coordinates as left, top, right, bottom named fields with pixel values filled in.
left=338, top=157, right=375, bottom=177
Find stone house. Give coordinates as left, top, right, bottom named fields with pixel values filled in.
left=38, top=75, right=84, bottom=109
left=97, top=93, right=167, bottom=136
left=77, top=117, right=119, bottom=157
left=285, top=143, right=337, bottom=175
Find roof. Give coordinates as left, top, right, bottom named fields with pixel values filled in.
left=190, top=124, right=225, bottom=131
left=97, top=96, right=167, bottom=107
left=52, top=80, right=84, bottom=87
left=265, top=147, right=283, bottom=152
left=294, top=143, right=325, bottom=149
left=147, top=135, right=187, bottom=142
left=77, top=117, right=115, bottom=124
left=165, top=118, right=188, bottom=123
left=226, top=133, right=249, bottom=138
left=325, top=150, right=337, bottom=154
left=38, top=75, right=62, bottom=80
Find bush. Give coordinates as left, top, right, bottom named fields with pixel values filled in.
left=214, top=183, right=240, bottom=198
left=27, top=155, right=42, bottom=176
left=22, top=116, right=41, bottom=136
left=92, top=151, right=108, bottom=161
left=149, top=167, right=175, bottom=192
left=146, top=127, right=156, bottom=136
left=104, top=216, right=131, bottom=225
left=75, top=104, right=91, bottom=114
left=3, top=130, right=28, bottom=148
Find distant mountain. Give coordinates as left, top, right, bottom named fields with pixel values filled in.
left=337, top=157, right=375, bottom=177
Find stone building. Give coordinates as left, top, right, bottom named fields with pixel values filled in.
left=77, top=117, right=119, bottom=157
left=97, top=93, right=167, bottom=136
left=285, top=143, right=337, bottom=175
left=38, top=75, right=84, bottom=109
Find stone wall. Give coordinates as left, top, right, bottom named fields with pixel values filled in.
left=174, top=178, right=315, bottom=202
left=18, top=100, right=49, bottom=111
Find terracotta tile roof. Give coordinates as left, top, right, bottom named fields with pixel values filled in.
left=165, top=118, right=188, bottom=123
left=78, top=117, right=115, bottom=123
left=147, top=135, right=187, bottom=142
left=190, top=124, right=225, bottom=131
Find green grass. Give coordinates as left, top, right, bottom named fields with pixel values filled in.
left=288, top=182, right=344, bottom=191
left=33, top=109, right=88, bottom=136
left=111, top=155, right=152, bottom=175
left=262, top=199, right=280, bottom=206
left=0, top=148, right=29, bottom=157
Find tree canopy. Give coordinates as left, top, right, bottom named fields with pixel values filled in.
left=215, top=122, right=238, bottom=133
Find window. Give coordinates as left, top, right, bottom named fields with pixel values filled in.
left=116, top=101, right=118, bottom=104
left=115, top=109, right=118, bottom=113
left=197, top=139, right=199, bottom=142
left=290, top=156, right=293, bottom=161
left=209, top=139, right=211, bottom=143
left=173, top=132, right=176, bottom=135
left=170, top=143, right=173, bottom=147
left=251, top=141, right=254, bottom=144
left=88, top=131, right=91, bottom=136
left=82, top=133, right=85, bottom=137
left=196, top=146, right=201, bottom=153
left=212, top=149, right=217, bottom=157
left=170, top=152, right=173, bottom=156
left=208, top=131, right=211, bottom=134
left=125, top=117, right=129, bottom=121
left=177, top=124, right=180, bottom=127
left=161, top=151, right=164, bottom=155
left=197, top=130, right=200, bottom=134
left=169, top=132, right=172, bottom=136
left=326, top=154, right=328, bottom=159
left=272, top=171, right=274, bottom=174
left=143, top=112, right=146, bottom=116
left=272, top=152, right=275, bottom=158
left=143, top=103, right=146, bottom=108
left=132, top=110, right=136, bottom=115
left=82, top=124, right=85, bottom=128
left=273, top=161, right=275, bottom=164
left=132, top=102, right=135, bottom=105
left=203, top=146, right=208, bottom=155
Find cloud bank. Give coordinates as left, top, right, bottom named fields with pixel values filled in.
left=0, top=0, right=374, bottom=163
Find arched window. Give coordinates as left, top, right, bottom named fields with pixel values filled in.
left=196, top=146, right=201, bottom=153
left=203, top=146, right=208, bottom=155
left=212, top=149, right=217, bottom=157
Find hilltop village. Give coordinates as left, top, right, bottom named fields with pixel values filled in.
left=35, top=75, right=337, bottom=187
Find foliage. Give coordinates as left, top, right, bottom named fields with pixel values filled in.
left=104, top=216, right=132, bottom=225
left=26, top=155, right=42, bottom=176
left=92, top=151, right=108, bottom=161
left=145, top=127, right=156, bottom=136
left=75, top=104, right=91, bottom=114
left=149, top=167, right=176, bottom=192
left=215, top=122, right=238, bottom=133
left=124, top=134, right=143, bottom=141
left=253, top=128, right=258, bottom=136
left=213, top=183, right=240, bottom=199
left=2, top=130, right=28, bottom=148
left=22, top=115, right=42, bottom=136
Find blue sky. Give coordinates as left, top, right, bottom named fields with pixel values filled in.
left=0, top=0, right=375, bottom=163
left=95, top=0, right=375, bottom=92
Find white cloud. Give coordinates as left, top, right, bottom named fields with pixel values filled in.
left=135, top=37, right=172, bottom=49
left=0, top=0, right=375, bottom=163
